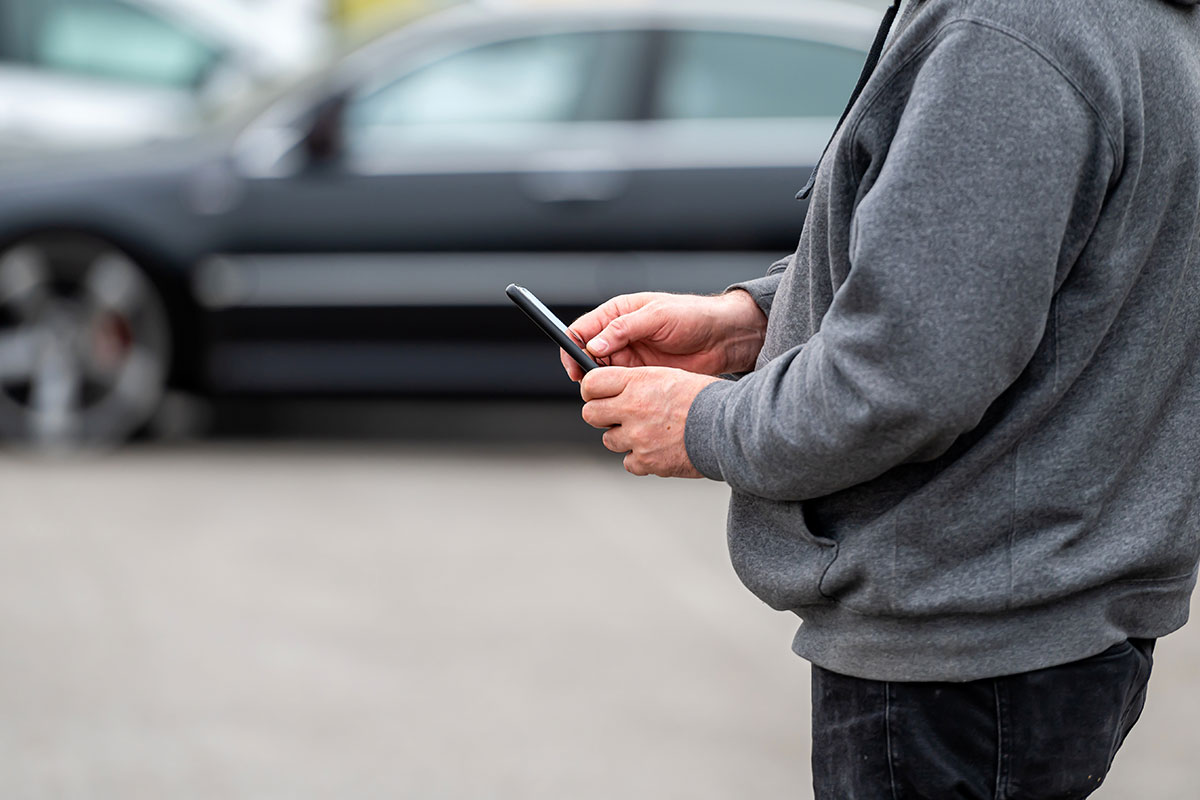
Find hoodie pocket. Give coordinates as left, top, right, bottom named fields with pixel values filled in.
left=725, top=493, right=838, bottom=611
left=815, top=454, right=1018, bottom=617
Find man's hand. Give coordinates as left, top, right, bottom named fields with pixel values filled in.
left=560, top=291, right=766, bottom=381
left=581, top=366, right=720, bottom=478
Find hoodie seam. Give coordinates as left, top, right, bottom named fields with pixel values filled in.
left=955, top=17, right=1122, bottom=171
left=812, top=570, right=1194, bottom=618
left=843, top=17, right=1122, bottom=182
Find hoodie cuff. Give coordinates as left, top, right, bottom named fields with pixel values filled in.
left=727, top=273, right=784, bottom=318
left=685, top=378, right=737, bottom=482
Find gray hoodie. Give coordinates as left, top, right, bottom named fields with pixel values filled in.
left=685, top=0, right=1200, bottom=681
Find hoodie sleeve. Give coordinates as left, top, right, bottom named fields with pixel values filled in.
left=684, top=22, right=1116, bottom=501
left=725, top=253, right=794, bottom=317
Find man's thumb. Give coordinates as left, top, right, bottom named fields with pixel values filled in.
left=588, top=309, right=655, bottom=356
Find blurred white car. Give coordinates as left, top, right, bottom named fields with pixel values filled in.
left=0, top=0, right=327, bottom=151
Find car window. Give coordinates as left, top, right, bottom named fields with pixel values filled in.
left=27, top=0, right=222, bottom=90
left=344, top=31, right=640, bottom=152
left=656, top=30, right=865, bottom=120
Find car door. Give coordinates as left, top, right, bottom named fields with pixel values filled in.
left=205, top=26, right=657, bottom=394
left=607, top=24, right=870, bottom=293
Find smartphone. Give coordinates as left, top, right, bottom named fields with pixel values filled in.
left=505, top=283, right=605, bottom=373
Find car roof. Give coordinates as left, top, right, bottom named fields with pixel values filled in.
left=464, top=0, right=880, bottom=27
left=363, top=0, right=880, bottom=56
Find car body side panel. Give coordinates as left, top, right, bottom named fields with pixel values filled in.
left=0, top=4, right=875, bottom=401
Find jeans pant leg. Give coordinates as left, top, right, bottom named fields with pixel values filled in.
left=811, top=664, right=1001, bottom=799
left=811, top=639, right=1155, bottom=800
left=996, top=638, right=1154, bottom=799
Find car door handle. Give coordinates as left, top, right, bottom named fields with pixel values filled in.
left=519, top=150, right=630, bottom=204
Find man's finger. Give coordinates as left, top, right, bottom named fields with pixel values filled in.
left=582, top=399, right=621, bottom=430
left=623, top=453, right=650, bottom=476
left=587, top=305, right=663, bottom=357
left=602, top=426, right=631, bottom=454
left=560, top=348, right=584, bottom=382
left=580, top=366, right=633, bottom=402
left=566, top=294, right=649, bottom=349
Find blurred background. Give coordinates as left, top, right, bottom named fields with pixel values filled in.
left=0, top=1, right=1196, bottom=797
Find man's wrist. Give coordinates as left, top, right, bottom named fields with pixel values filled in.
left=717, top=290, right=768, bottom=373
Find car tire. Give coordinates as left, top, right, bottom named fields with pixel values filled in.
left=0, top=233, right=171, bottom=450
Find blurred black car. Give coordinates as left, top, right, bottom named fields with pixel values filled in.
left=0, top=1, right=874, bottom=446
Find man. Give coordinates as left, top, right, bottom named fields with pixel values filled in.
left=561, top=0, right=1200, bottom=796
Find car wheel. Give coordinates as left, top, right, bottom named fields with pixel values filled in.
left=0, top=234, right=171, bottom=450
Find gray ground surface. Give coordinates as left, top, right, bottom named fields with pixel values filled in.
left=0, top=431, right=1196, bottom=798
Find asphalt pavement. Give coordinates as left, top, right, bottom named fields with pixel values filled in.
left=0, top=408, right=1196, bottom=798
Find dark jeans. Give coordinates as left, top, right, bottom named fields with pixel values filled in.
left=811, top=639, right=1155, bottom=799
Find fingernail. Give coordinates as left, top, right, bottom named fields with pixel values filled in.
left=589, top=337, right=608, bottom=354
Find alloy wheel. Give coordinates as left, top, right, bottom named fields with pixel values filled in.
left=0, top=234, right=171, bottom=449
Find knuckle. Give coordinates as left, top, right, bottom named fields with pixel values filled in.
left=634, top=309, right=659, bottom=332
left=618, top=292, right=648, bottom=309
left=597, top=298, right=624, bottom=322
